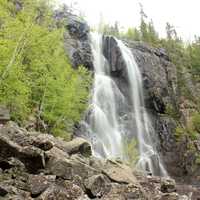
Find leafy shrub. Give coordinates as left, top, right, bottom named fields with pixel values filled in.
left=175, top=125, right=198, bottom=141
left=124, top=138, right=139, bottom=167
left=191, top=113, right=200, bottom=133
left=0, top=0, right=92, bottom=139
left=165, top=104, right=179, bottom=120
left=175, top=126, right=185, bottom=139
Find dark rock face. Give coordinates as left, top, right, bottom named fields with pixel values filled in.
left=161, top=178, right=176, bottom=193
left=63, top=15, right=198, bottom=180
left=84, top=174, right=110, bottom=198
left=101, top=36, right=180, bottom=175
left=62, top=16, right=193, bottom=179
left=56, top=11, right=93, bottom=70
left=130, top=42, right=178, bottom=114
left=103, top=36, right=127, bottom=76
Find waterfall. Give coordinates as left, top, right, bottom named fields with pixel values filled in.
left=87, top=33, right=125, bottom=159
left=116, top=40, right=168, bottom=176
left=85, top=32, right=167, bottom=176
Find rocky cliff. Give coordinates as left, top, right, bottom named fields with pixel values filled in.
left=64, top=14, right=200, bottom=185
left=0, top=10, right=199, bottom=200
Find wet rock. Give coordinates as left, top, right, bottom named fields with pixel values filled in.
left=0, top=133, right=45, bottom=172
left=103, top=36, right=127, bottom=75
left=62, top=13, right=93, bottom=70
left=161, top=177, right=176, bottom=193
left=45, top=147, right=73, bottom=180
left=64, top=137, right=92, bottom=157
left=65, top=14, right=90, bottom=40
left=84, top=174, right=110, bottom=197
left=102, top=160, right=137, bottom=184
left=46, top=147, right=99, bottom=180
left=0, top=185, right=8, bottom=196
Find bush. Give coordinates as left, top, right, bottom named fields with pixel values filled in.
left=175, top=125, right=198, bottom=141
left=0, top=0, right=92, bottom=139
left=191, top=113, right=200, bottom=133
left=124, top=138, right=139, bottom=167
left=165, top=104, right=179, bottom=120
left=175, top=126, right=185, bottom=139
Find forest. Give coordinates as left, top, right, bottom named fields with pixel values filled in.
left=0, top=0, right=91, bottom=139
left=1, top=0, right=200, bottom=199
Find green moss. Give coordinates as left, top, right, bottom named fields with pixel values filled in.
left=123, top=138, right=139, bottom=167
left=52, top=125, right=72, bottom=141
left=175, top=125, right=198, bottom=141
left=165, top=104, right=179, bottom=120
left=188, top=130, right=198, bottom=140
left=191, top=113, right=200, bottom=133
left=195, top=155, right=200, bottom=165
left=175, top=126, right=185, bottom=140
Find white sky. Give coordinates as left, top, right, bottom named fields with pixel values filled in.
left=57, top=0, right=200, bottom=41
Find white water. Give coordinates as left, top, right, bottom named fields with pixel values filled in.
left=86, top=32, right=167, bottom=176
left=117, top=40, right=168, bottom=176
left=87, top=33, right=125, bottom=159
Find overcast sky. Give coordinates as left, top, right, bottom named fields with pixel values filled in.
left=58, top=0, right=199, bottom=41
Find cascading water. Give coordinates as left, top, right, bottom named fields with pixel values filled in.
left=87, top=33, right=125, bottom=159
left=116, top=40, right=168, bottom=176
left=85, top=32, right=167, bottom=176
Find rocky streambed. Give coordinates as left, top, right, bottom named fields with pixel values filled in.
left=0, top=121, right=194, bottom=200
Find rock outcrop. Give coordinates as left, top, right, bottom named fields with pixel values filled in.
left=55, top=10, right=93, bottom=70
left=101, top=36, right=178, bottom=175
left=0, top=122, right=189, bottom=199
left=61, top=12, right=200, bottom=185
left=101, top=36, right=200, bottom=182
left=61, top=13, right=200, bottom=182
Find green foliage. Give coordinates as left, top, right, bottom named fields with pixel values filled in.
left=175, top=113, right=200, bottom=140
left=0, top=0, right=91, bottom=138
left=175, top=126, right=185, bottom=139
left=187, top=37, right=200, bottom=76
left=165, top=104, right=179, bottom=120
left=175, top=125, right=198, bottom=141
left=188, top=130, right=199, bottom=140
left=195, top=155, right=200, bottom=165
left=124, top=138, right=139, bottom=167
left=97, top=16, right=120, bottom=37
left=121, top=28, right=140, bottom=41
left=191, top=113, right=200, bottom=133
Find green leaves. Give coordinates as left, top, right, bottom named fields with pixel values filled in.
left=0, top=0, right=91, bottom=139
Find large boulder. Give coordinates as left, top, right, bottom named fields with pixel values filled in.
left=84, top=174, right=110, bottom=198
left=102, top=160, right=137, bottom=184
left=161, top=177, right=176, bottom=193
left=28, top=175, right=56, bottom=197
left=63, top=137, right=92, bottom=157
